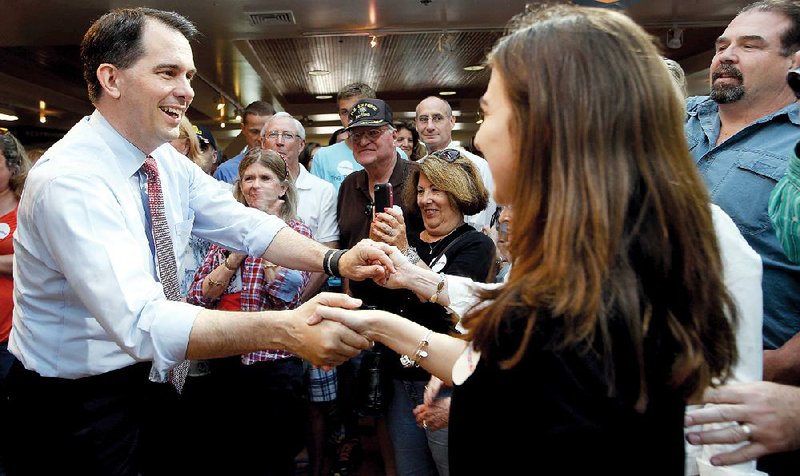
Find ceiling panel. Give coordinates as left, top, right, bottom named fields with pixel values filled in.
left=250, top=31, right=499, bottom=102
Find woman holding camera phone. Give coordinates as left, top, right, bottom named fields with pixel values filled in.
left=313, top=4, right=739, bottom=474
left=371, top=151, right=495, bottom=475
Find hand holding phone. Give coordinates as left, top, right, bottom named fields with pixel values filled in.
left=373, top=183, right=393, bottom=215
left=370, top=183, right=394, bottom=242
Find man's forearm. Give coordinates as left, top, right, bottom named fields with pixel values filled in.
left=185, top=308, right=294, bottom=360
left=764, top=333, right=800, bottom=385
left=263, top=227, right=328, bottom=273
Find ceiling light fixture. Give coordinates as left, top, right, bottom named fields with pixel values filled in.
left=463, top=64, right=485, bottom=72
left=475, top=111, right=483, bottom=124
left=308, top=69, right=330, bottom=76
left=39, top=100, right=47, bottom=124
left=0, top=107, right=18, bottom=122
left=316, top=95, right=333, bottom=100
left=370, top=35, right=378, bottom=48
left=439, top=91, right=456, bottom=96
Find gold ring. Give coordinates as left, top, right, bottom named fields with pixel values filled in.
left=422, top=420, right=428, bottom=430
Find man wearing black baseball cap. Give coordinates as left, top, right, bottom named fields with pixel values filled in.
left=335, top=98, right=423, bottom=474
left=345, top=98, right=394, bottom=130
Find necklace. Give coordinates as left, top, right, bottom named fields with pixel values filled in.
left=423, top=223, right=462, bottom=254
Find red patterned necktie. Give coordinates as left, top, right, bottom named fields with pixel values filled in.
left=141, top=155, right=189, bottom=393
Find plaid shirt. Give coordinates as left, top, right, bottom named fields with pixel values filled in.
left=188, top=218, right=312, bottom=364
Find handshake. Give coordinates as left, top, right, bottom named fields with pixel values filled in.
left=289, top=239, right=419, bottom=368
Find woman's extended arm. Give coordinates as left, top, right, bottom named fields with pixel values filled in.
left=310, top=306, right=468, bottom=386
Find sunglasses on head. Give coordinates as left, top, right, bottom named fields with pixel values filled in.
left=430, top=148, right=460, bottom=163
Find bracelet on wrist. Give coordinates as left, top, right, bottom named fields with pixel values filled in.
left=400, top=329, right=432, bottom=368
left=330, top=249, right=347, bottom=278
left=323, top=249, right=336, bottom=276
left=223, top=256, right=237, bottom=271
left=428, top=272, right=446, bottom=304
left=403, top=247, right=421, bottom=265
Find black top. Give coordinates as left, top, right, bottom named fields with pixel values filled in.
left=390, top=223, right=495, bottom=381
left=449, top=306, right=686, bottom=475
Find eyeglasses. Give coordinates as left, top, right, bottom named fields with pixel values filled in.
left=266, top=131, right=298, bottom=142
left=430, top=148, right=460, bottom=163
left=350, top=127, right=388, bottom=143
left=416, top=114, right=447, bottom=124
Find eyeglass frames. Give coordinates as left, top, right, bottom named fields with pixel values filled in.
left=266, top=131, right=299, bottom=142
left=350, top=127, right=388, bottom=143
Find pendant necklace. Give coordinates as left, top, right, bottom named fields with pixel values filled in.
left=425, top=224, right=461, bottom=255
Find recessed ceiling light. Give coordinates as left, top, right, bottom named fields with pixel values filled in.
left=0, top=113, right=18, bottom=122
left=439, top=91, right=457, bottom=96
left=308, top=69, right=330, bottom=76
left=463, top=64, right=485, bottom=71
left=315, top=95, right=333, bottom=100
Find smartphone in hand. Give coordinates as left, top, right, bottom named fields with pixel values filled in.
left=373, top=183, right=393, bottom=214
left=370, top=183, right=394, bottom=242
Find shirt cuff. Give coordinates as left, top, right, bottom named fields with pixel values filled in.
left=147, top=300, right=201, bottom=382
left=244, top=214, right=287, bottom=258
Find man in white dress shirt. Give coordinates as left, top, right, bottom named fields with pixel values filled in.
left=6, top=8, right=388, bottom=474
left=415, top=96, right=497, bottom=230
left=261, top=112, right=339, bottom=299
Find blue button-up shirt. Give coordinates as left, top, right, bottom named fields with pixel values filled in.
left=685, top=96, right=800, bottom=349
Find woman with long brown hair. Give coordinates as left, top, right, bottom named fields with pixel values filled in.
left=313, top=4, right=738, bottom=474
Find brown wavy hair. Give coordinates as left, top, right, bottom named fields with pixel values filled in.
left=463, top=4, right=737, bottom=404
left=402, top=151, right=489, bottom=217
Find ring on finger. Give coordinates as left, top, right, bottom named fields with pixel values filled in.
left=422, top=420, right=429, bottom=430
left=739, top=423, right=752, bottom=441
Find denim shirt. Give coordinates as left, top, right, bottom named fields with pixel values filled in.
left=685, top=96, right=800, bottom=349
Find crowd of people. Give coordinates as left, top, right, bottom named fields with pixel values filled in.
left=0, top=1, right=799, bottom=475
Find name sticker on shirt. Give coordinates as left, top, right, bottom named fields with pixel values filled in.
left=431, top=254, right=447, bottom=273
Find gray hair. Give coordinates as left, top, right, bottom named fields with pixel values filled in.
left=262, top=111, right=306, bottom=140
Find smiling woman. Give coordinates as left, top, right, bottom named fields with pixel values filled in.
left=311, top=4, right=739, bottom=475
left=184, top=146, right=311, bottom=475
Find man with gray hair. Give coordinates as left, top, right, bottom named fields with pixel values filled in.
left=311, top=82, right=408, bottom=194
left=415, top=96, right=497, bottom=231
left=261, top=112, right=339, bottom=298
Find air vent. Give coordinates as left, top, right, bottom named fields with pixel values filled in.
left=248, top=11, right=296, bottom=26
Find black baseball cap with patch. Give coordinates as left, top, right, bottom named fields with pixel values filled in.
left=346, top=99, right=393, bottom=130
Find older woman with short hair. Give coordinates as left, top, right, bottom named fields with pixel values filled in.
left=372, top=149, right=495, bottom=476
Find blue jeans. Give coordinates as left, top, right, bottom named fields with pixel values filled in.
left=387, top=379, right=449, bottom=476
